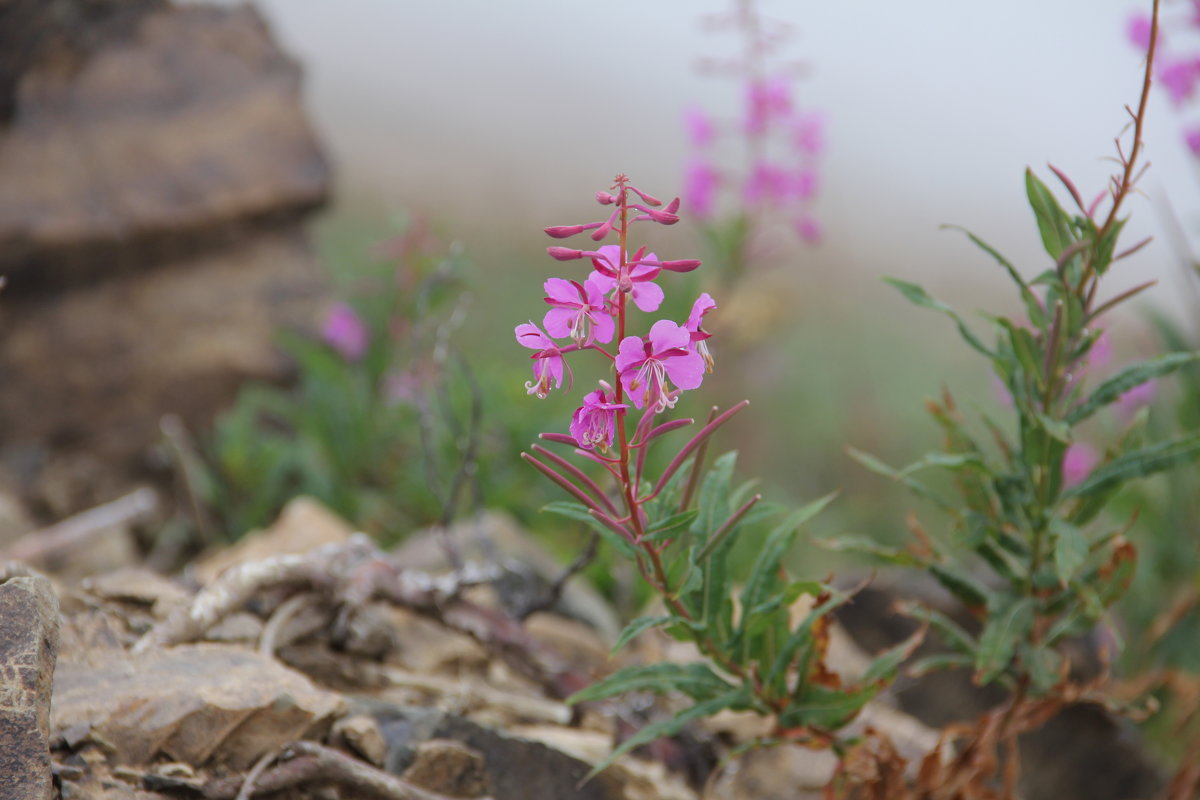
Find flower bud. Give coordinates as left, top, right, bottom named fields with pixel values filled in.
left=595, top=191, right=617, bottom=205
left=547, top=246, right=584, bottom=261
left=545, top=225, right=585, bottom=239
left=660, top=259, right=702, bottom=272
left=628, top=185, right=662, bottom=207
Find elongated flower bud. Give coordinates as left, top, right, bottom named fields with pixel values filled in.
left=547, top=246, right=584, bottom=260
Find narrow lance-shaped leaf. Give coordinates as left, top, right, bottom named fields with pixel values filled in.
left=1066, top=352, right=1200, bottom=426
left=740, top=493, right=839, bottom=619
left=883, top=278, right=995, bottom=358
left=974, top=596, right=1035, bottom=685
left=579, top=688, right=750, bottom=782
left=1026, top=168, right=1074, bottom=259
left=1063, top=433, right=1200, bottom=501
left=567, top=661, right=733, bottom=705
left=610, top=615, right=673, bottom=655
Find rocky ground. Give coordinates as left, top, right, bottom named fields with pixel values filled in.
left=0, top=496, right=1173, bottom=800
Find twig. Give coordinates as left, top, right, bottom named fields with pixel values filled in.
left=0, top=487, right=158, bottom=565
left=517, top=530, right=601, bottom=621
left=204, top=741, right=490, bottom=800
left=234, top=750, right=278, bottom=800
left=381, top=666, right=571, bottom=724
left=258, top=592, right=322, bottom=657
left=159, top=414, right=218, bottom=546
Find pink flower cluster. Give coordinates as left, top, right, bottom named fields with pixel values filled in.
left=683, top=2, right=823, bottom=244
left=1128, top=6, right=1200, bottom=155
left=516, top=176, right=715, bottom=451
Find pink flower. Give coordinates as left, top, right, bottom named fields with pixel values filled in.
left=793, top=167, right=819, bottom=201
left=1116, top=379, right=1157, bottom=420
left=795, top=214, right=822, bottom=244
left=1062, top=442, right=1098, bottom=488
left=1160, top=58, right=1197, bottom=105
left=1126, top=13, right=1157, bottom=50
left=515, top=321, right=569, bottom=398
left=615, top=320, right=705, bottom=411
left=1186, top=126, right=1200, bottom=156
left=792, top=111, right=825, bottom=156
left=542, top=277, right=614, bottom=346
left=1087, top=330, right=1112, bottom=370
left=685, top=293, right=717, bottom=373
left=684, top=158, right=720, bottom=220
left=588, top=245, right=665, bottom=312
left=322, top=303, right=369, bottom=362
left=746, top=75, right=792, bottom=136
left=683, top=106, right=715, bottom=148
left=570, top=385, right=627, bottom=451
left=744, top=160, right=790, bottom=206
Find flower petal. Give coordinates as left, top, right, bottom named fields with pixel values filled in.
left=631, top=281, right=664, bottom=313
left=615, top=335, right=647, bottom=373
left=544, top=277, right=582, bottom=305
left=515, top=321, right=550, bottom=350
left=647, top=319, right=690, bottom=353
left=591, top=311, right=615, bottom=343
left=543, top=307, right=577, bottom=339
left=664, top=350, right=705, bottom=391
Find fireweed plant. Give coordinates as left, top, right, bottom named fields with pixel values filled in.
left=515, top=175, right=920, bottom=779
left=837, top=1, right=1200, bottom=788
left=683, top=0, right=823, bottom=285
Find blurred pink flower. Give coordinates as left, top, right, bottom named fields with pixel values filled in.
left=683, top=158, right=720, bottom=220
left=1062, top=442, right=1098, bottom=488
left=1087, top=330, right=1112, bottom=370
left=1126, top=13, right=1158, bottom=50
left=744, top=160, right=790, bottom=205
left=1116, top=379, right=1157, bottom=419
left=745, top=75, right=792, bottom=136
left=792, top=111, right=825, bottom=156
left=322, top=303, right=369, bottom=362
left=1160, top=58, right=1198, bottom=105
left=683, top=106, right=716, bottom=148
left=1186, top=127, right=1200, bottom=156
left=793, top=167, right=819, bottom=200
left=570, top=386, right=627, bottom=451
left=795, top=214, right=822, bottom=244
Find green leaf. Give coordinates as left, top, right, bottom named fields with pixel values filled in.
left=1025, top=168, right=1074, bottom=259
left=846, top=447, right=955, bottom=513
left=908, top=652, right=974, bottom=677
left=883, top=278, right=994, bottom=358
left=739, top=494, right=838, bottom=620
left=1066, top=352, right=1200, bottom=426
left=815, top=534, right=920, bottom=566
left=1050, top=518, right=1088, bottom=584
left=943, top=225, right=1045, bottom=329
left=929, top=563, right=989, bottom=609
left=862, top=627, right=925, bottom=685
left=541, top=501, right=637, bottom=558
left=779, top=683, right=876, bottom=731
left=1020, top=641, right=1064, bottom=693
left=642, top=509, right=700, bottom=542
left=896, top=602, right=977, bottom=655
left=610, top=615, right=673, bottom=655
left=580, top=688, right=750, bottom=782
left=974, top=596, right=1035, bottom=685
left=567, top=662, right=733, bottom=705
left=1063, top=433, right=1200, bottom=502
left=691, top=451, right=736, bottom=536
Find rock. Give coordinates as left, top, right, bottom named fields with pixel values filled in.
left=393, top=511, right=622, bottom=642
left=0, top=0, right=331, bottom=506
left=352, top=702, right=631, bottom=800
left=0, top=232, right=326, bottom=500
left=332, top=713, right=387, bottom=767
left=0, top=575, right=61, bottom=800
left=51, top=642, right=344, bottom=767
left=0, top=4, right=329, bottom=282
left=196, top=496, right=355, bottom=581
left=81, top=567, right=189, bottom=615
left=833, top=573, right=1165, bottom=800
left=401, top=738, right=491, bottom=799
